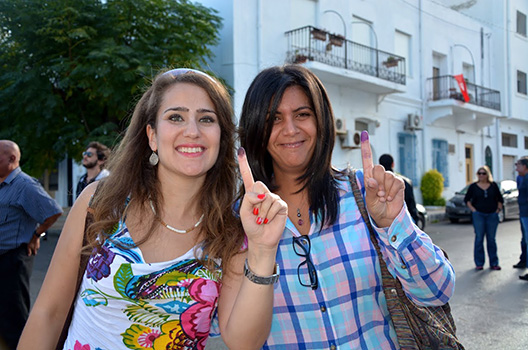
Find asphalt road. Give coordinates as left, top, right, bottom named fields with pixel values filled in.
left=31, top=219, right=528, bottom=349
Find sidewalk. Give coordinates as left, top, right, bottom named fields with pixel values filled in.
left=425, top=205, right=447, bottom=225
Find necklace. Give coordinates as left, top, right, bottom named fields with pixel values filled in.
left=296, top=208, right=304, bottom=226
left=149, top=200, right=204, bottom=234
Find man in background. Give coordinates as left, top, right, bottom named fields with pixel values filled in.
left=75, top=141, right=110, bottom=199
left=0, top=140, right=62, bottom=349
left=514, top=158, right=528, bottom=269
left=379, top=153, right=419, bottom=224
left=516, top=158, right=528, bottom=281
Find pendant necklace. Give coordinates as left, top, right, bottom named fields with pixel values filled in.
left=149, top=200, right=204, bottom=234
left=296, top=208, right=304, bottom=226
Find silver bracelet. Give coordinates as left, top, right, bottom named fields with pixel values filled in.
left=243, top=259, right=280, bottom=285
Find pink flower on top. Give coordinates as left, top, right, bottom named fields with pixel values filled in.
left=73, top=340, right=90, bottom=350
left=180, top=278, right=220, bottom=349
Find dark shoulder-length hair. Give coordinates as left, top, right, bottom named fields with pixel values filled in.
left=238, top=64, right=341, bottom=226
left=87, top=69, right=243, bottom=271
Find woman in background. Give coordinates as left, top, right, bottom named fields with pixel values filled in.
left=465, top=165, right=503, bottom=271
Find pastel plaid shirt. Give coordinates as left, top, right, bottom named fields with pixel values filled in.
left=263, top=170, right=455, bottom=349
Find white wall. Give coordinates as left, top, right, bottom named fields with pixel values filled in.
left=196, top=0, right=525, bottom=201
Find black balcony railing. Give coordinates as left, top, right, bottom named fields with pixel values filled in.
left=285, top=26, right=406, bottom=85
left=427, top=75, right=501, bottom=111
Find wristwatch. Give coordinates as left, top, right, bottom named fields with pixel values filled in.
left=244, top=259, right=280, bottom=285
left=33, top=230, right=46, bottom=239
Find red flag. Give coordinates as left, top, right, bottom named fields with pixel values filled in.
left=453, top=74, right=470, bottom=102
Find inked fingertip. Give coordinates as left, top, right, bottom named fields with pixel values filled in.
left=361, top=130, right=369, bottom=142
left=237, top=147, right=246, bottom=156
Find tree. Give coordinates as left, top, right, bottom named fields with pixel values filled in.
left=0, top=0, right=222, bottom=175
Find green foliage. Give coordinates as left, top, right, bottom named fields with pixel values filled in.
left=420, top=169, right=445, bottom=206
left=0, top=0, right=222, bottom=176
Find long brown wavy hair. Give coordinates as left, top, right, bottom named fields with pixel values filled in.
left=85, top=69, right=244, bottom=272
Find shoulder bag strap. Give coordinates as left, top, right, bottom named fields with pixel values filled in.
left=348, top=169, right=423, bottom=349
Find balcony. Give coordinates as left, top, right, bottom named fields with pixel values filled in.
left=285, top=26, right=406, bottom=94
left=426, top=75, right=502, bottom=132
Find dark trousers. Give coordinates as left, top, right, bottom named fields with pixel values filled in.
left=520, top=220, right=527, bottom=264
left=0, top=244, right=34, bottom=350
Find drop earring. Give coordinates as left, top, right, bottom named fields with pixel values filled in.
left=149, top=151, right=159, bottom=166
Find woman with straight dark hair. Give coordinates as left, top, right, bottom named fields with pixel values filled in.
left=238, top=64, right=456, bottom=349
left=19, top=68, right=287, bottom=350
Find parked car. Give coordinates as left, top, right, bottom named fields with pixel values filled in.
left=445, top=180, right=519, bottom=223
left=415, top=203, right=427, bottom=230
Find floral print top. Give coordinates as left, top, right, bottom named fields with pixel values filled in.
left=63, top=220, right=221, bottom=350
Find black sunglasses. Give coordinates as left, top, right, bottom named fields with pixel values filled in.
left=82, top=151, right=94, bottom=157
left=477, top=172, right=487, bottom=175
left=292, top=235, right=318, bottom=290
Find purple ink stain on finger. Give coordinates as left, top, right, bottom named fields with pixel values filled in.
left=361, top=130, right=369, bottom=142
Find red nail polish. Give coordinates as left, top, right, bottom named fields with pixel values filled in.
left=257, top=194, right=266, bottom=199
left=256, top=217, right=263, bottom=225
left=253, top=207, right=259, bottom=216
left=263, top=218, right=269, bottom=224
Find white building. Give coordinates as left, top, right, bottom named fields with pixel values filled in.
left=48, top=0, right=527, bottom=207
left=195, top=0, right=528, bottom=202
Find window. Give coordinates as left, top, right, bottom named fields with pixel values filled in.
left=502, top=133, right=518, bottom=147
left=518, top=71, right=527, bottom=94
left=398, top=133, right=417, bottom=184
left=432, top=139, right=449, bottom=187
left=395, top=30, right=411, bottom=77
left=462, top=63, right=474, bottom=84
left=355, top=120, right=369, bottom=132
left=517, top=11, right=527, bottom=36
left=351, top=16, right=376, bottom=69
left=485, top=146, right=492, bottom=174
left=525, top=136, right=528, bottom=149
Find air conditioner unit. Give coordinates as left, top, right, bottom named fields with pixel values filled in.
left=340, top=130, right=362, bottom=149
left=406, top=114, right=423, bottom=130
left=335, top=118, right=347, bottom=135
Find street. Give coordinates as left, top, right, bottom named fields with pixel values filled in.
left=31, top=219, right=528, bottom=349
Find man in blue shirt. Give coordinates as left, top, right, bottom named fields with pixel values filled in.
left=516, top=158, right=528, bottom=281
left=514, top=168, right=527, bottom=269
left=0, top=140, right=62, bottom=349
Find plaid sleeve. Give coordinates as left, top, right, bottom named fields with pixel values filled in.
left=356, top=169, right=456, bottom=307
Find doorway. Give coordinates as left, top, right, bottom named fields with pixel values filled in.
left=465, top=144, right=473, bottom=184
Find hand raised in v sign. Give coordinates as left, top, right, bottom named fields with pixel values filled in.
left=360, top=131, right=405, bottom=228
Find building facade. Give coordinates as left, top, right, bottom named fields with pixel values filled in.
left=48, top=0, right=527, bottom=207
left=196, top=0, right=528, bottom=202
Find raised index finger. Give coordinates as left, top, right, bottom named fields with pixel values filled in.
left=360, top=130, right=374, bottom=179
left=237, top=147, right=255, bottom=192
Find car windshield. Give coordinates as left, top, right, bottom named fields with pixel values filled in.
left=456, top=185, right=470, bottom=195
left=500, top=180, right=517, bottom=193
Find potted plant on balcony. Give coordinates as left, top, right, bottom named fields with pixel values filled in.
left=329, top=34, right=345, bottom=47
left=383, top=56, right=400, bottom=68
left=294, top=54, right=308, bottom=64
left=311, top=27, right=327, bottom=41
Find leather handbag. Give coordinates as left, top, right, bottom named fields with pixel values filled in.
left=55, top=204, right=94, bottom=349
left=348, top=170, right=464, bottom=350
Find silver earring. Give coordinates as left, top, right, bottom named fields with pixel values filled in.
left=149, top=151, right=159, bottom=166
